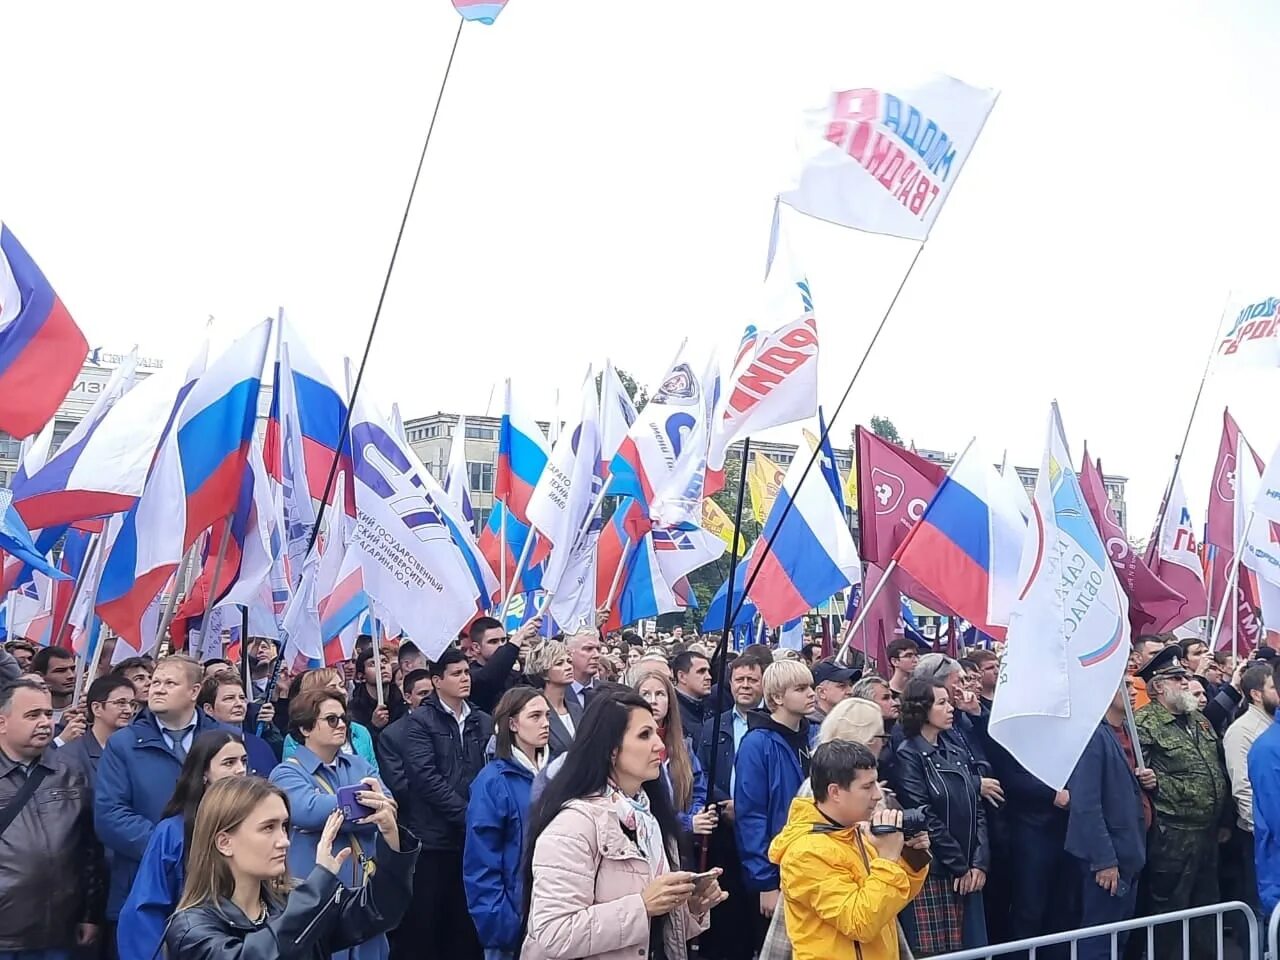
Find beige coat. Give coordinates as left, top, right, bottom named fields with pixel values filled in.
left=521, top=794, right=710, bottom=960
left=1224, top=704, right=1272, bottom=831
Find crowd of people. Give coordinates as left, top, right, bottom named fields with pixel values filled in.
left=0, top=619, right=1274, bottom=960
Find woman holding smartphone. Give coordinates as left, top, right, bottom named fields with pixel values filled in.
left=270, top=688, right=393, bottom=960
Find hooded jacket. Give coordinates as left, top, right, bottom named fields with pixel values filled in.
left=769, top=797, right=927, bottom=960
left=463, top=756, right=536, bottom=951
left=733, top=711, right=812, bottom=891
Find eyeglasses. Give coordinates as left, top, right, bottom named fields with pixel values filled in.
left=319, top=714, right=348, bottom=729
left=104, top=698, right=136, bottom=709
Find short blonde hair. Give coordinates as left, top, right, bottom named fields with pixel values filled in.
left=523, top=640, right=568, bottom=681
left=763, top=660, right=813, bottom=711
left=817, top=698, right=884, bottom=748
left=623, top=656, right=670, bottom=688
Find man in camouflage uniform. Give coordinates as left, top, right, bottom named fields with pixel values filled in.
left=1133, top=645, right=1230, bottom=958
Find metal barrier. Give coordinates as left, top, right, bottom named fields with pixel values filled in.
left=929, top=900, right=1259, bottom=960
left=1268, top=899, right=1280, bottom=959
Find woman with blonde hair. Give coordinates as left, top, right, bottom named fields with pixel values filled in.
left=631, top=669, right=717, bottom=840
left=164, top=776, right=419, bottom=960
left=281, top=667, right=379, bottom=772
left=525, top=639, right=582, bottom=758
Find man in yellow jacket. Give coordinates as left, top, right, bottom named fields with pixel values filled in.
left=769, top=740, right=929, bottom=960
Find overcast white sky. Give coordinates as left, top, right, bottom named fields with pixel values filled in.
left=3, top=0, right=1278, bottom=537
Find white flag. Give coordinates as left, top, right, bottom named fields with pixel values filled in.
left=1240, top=436, right=1280, bottom=586
left=779, top=74, right=997, bottom=242
left=1214, top=294, right=1280, bottom=367
left=444, top=415, right=476, bottom=533
left=528, top=370, right=601, bottom=595
left=989, top=404, right=1131, bottom=790
left=349, top=394, right=480, bottom=659
left=599, top=360, right=638, bottom=466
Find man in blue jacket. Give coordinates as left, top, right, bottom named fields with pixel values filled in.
left=1249, top=695, right=1280, bottom=918
left=733, top=660, right=813, bottom=948
left=1067, top=681, right=1150, bottom=960
left=94, top=654, right=222, bottom=928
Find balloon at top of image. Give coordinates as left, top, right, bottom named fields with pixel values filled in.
left=453, top=0, right=508, bottom=24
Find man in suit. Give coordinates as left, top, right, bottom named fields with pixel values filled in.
left=1067, top=681, right=1154, bottom=960
left=563, top=630, right=602, bottom=709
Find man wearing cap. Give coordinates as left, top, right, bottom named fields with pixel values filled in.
left=805, top=660, right=859, bottom=745
left=1133, top=645, right=1230, bottom=958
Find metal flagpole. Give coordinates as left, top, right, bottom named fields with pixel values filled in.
left=500, top=532, right=539, bottom=625
left=372, top=617, right=385, bottom=707
left=194, top=515, right=235, bottom=652
left=53, top=533, right=100, bottom=650
left=241, top=605, right=253, bottom=703
left=604, top=541, right=635, bottom=611
left=1203, top=545, right=1215, bottom=645
left=306, top=17, right=467, bottom=557
left=1210, top=512, right=1253, bottom=652
left=155, top=544, right=199, bottom=649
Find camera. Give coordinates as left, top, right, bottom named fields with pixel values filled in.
left=869, top=806, right=929, bottom=836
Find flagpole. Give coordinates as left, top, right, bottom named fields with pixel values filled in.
left=306, top=16, right=467, bottom=557
left=372, top=618, right=385, bottom=708
left=1210, top=511, right=1253, bottom=652
left=834, top=437, right=976, bottom=665
left=499, top=532, right=539, bottom=624
left=155, top=544, right=199, bottom=650
left=1203, top=545, right=1215, bottom=645
left=604, top=541, right=634, bottom=611
left=1147, top=292, right=1233, bottom=550
left=498, top=507, right=507, bottom=607
left=702, top=437, right=751, bottom=830
left=194, top=515, right=235, bottom=653
left=241, top=605, right=253, bottom=703
left=52, top=533, right=100, bottom=650
left=723, top=242, right=927, bottom=634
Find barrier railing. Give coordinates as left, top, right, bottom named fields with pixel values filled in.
left=929, top=900, right=1258, bottom=960
left=1268, top=898, right=1279, bottom=959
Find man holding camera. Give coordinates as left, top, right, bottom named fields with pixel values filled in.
left=769, top=740, right=930, bottom=960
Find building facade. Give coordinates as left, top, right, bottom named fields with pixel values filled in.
left=403, top=413, right=1130, bottom=535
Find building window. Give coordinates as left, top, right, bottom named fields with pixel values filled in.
left=0, top=433, right=21, bottom=461
left=468, top=461, right=494, bottom=493
left=474, top=506, right=490, bottom=532
left=49, top=419, right=76, bottom=454
left=465, top=424, right=497, bottom=441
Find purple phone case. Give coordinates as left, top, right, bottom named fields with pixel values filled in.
left=335, top=784, right=375, bottom=821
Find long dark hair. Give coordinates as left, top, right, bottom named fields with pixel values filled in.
left=161, top=730, right=246, bottom=865
left=520, top=690, right=684, bottom=934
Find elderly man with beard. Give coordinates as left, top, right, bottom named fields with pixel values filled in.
left=1133, top=645, right=1230, bottom=958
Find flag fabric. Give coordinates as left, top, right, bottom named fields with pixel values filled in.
left=527, top=371, right=601, bottom=596
left=614, top=533, right=682, bottom=627
left=12, top=344, right=205, bottom=531
left=609, top=347, right=716, bottom=532
left=214, top=440, right=278, bottom=610
left=702, top=560, right=758, bottom=632
left=478, top=502, right=540, bottom=597
left=747, top=451, right=786, bottom=525
left=444, top=416, right=476, bottom=534
left=701, top=497, right=746, bottom=555
left=892, top=442, right=1024, bottom=639
left=452, top=0, right=508, bottom=24
left=97, top=320, right=271, bottom=647
left=0, top=224, right=89, bottom=438
left=1148, top=473, right=1209, bottom=631
left=856, top=426, right=947, bottom=565
left=989, top=405, right=1131, bottom=791
left=1213, top=294, right=1280, bottom=367
left=495, top=380, right=550, bottom=526
left=318, top=535, right=367, bottom=667
left=652, top=524, right=725, bottom=590
left=776, top=75, right=997, bottom=243
left=743, top=429, right=861, bottom=627
left=1232, top=434, right=1270, bottom=651
left=1079, top=448, right=1187, bottom=635
left=707, top=289, right=820, bottom=480
left=815, top=408, right=846, bottom=513
left=599, top=360, right=638, bottom=470
left=0, top=489, right=69, bottom=584
left=348, top=394, right=482, bottom=659
left=1206, top=410, right=1266, bottom=652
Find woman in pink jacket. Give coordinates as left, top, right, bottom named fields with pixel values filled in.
left=520, top=689, right=728, bottom=960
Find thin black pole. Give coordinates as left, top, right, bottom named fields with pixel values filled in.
left=241, top=604, right=251, bottom=700
left=702, top=437, right=751, bottom=831
left=724, top=242, right=926, bottom=631
left=305, top=17, right=466, bottom=557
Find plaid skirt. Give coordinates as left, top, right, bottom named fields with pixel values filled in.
left=903, top=869, right=964, bottom=957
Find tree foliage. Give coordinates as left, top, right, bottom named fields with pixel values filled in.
left=869, top=415, right=901, bottom=444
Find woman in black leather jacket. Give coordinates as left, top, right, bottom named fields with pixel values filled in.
left=892, top=678, right=989, bottom=957
left=163, top=775, right=419, bottom=960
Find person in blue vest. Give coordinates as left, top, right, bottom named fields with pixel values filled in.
left=94, top=654, right=224, bottom=932
left=115, top=729, right=249, bottom=959
left=270, top=685, right=392, bottom=960
left=463, top=686, right=551, bottom=960
left=197, top=670, right=279, bottom=773
left=733, top=659, right=814, bottom=949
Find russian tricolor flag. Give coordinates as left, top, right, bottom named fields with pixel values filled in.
left=494, top=380, right=549, bottom=525
left=743, top=431, right=861, bottom=628
left=892, top=443, right=1025, bottom=640
left=0, top=225, right=88, bottom=439
left=452, top=0, right=508, bottom=23
left=319, top=547, right=367, bottom=666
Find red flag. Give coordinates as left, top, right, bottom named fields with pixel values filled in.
left=1080, top=447, right=1187, bottom=634
left=1144, top=472, right=1210, bottom=633
left=855, top=427, right=955, bottom=614
left=853, top=562, right=903, bottom=679
left=1206, top=410, right=1265, bottom=651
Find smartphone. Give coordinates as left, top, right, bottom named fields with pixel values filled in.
left=335, top=784, right=375, bottom=822
left=688, top=870, right=719, bottom=889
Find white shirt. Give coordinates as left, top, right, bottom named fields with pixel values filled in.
left=440, top=698, right=471, bottom=735
left=558, top=710, right=576, bottom=738
left=1224, top=704, right=1273, bottom=831
left=158, top=713, right=198, bottom=756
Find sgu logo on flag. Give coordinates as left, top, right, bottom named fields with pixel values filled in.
left=352, top=422, right=448, bottom=543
